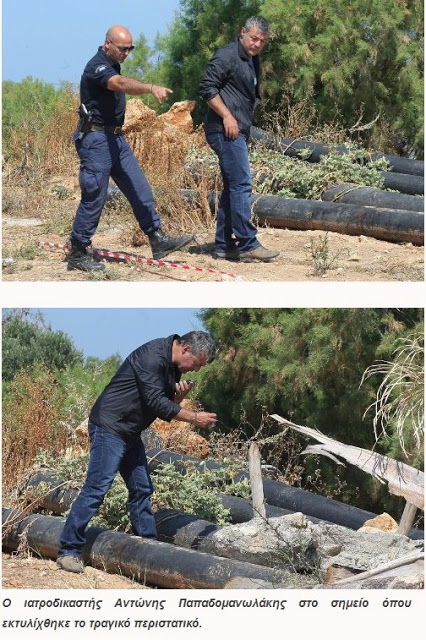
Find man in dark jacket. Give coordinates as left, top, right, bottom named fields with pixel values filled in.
left=57, top=331, right=217, bottom=573
left=199, top=16, right=280, bottom=263
left=68, top=24, right=192, bottom=272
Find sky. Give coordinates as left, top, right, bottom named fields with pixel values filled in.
left=2, top=0, right=181, bottom=86
left=36, top=308, right=204, bottom=359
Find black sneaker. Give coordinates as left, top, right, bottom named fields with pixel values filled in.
left=148, top=229, right=192, bottom=260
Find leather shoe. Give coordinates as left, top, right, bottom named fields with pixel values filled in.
left=213, top=246, right=240, bottom=261
left=240, top=245, right=280, bottom=262
left=56, top=555, right=84, bottom=573
left=148, top=229, right=192, bottom=260
left=67, top=238, right=105, bottom=272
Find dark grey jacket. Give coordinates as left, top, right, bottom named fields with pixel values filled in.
left=89, top=335, right=182, bottom=441
left=199, top=37, right=261, bottom=138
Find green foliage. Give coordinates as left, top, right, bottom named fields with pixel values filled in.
left=55, top=355, right=122, bottom=430
left=2, top=312, right=83, bottom=382
left=121, top=34, right=153, bottom=80
left=261, top=0, right=424, bottom=154
left=31, top=453, right=251, bottom=529
left=250, top=144, right=388, bottom=199
left=2, top=78, right=76, bottom=164
left=2, top=242, right=41, bottom=261
left=153, top=462, right=248, bottom=525
left=309, top=233, right=349, bottom=275
left=195, top=308, right=424, bottom=513
left=154, top=0, right=261, bottom=118
left=149, top=0, right=423, bottom=154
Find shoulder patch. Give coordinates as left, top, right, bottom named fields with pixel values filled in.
left=95, top=65, right=107, bottom=74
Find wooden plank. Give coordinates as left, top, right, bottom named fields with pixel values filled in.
left=398, top=502, right=418, bottom=536
left=248, top=443, right=266, bottom=519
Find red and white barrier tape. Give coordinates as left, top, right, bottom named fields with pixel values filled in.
left=41, top=242, right=242, bottom=281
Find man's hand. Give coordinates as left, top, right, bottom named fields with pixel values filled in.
left=174, top=405, right=217, bottom=428
left=222, top=113, right=239, bottom=140
left=207, top=95, right=239, bottom=140
left=194, top=411, right=217, bottom=428
left=150, top=84, right=173, bottom=103
left=174, top=380, right=194, bottom=404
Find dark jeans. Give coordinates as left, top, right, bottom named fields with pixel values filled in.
left=71, top=131, right=161, bottom=245
left=206, top=132, right=260, bottom=253
left=58, top=423, right=157, bottom=558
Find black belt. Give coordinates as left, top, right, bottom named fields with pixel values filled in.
left=90, top=124, right=123, bottom=135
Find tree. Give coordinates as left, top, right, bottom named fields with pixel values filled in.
left=2, top=311, right=83, bottom=382
left=121, top=34, right=153, bottom=81
left=153, top=0, right=261, bottom=118
left=260, top=0, right=424, bottom=154
left=56, top=354, right=122, bottom=429
left=195, top=308, right=423, bottom=513
left=150, top=0, right=423, bottom=154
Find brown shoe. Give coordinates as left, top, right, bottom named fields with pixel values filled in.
left=240, top=245, right=280, bottom=262
left=56, top=555, right=84, bottom=573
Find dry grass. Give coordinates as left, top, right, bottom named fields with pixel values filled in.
left=2, top=367, right=72, bottom=494
left=361, top=332, right=424, bottom=458
left=3, top=95, right=216, bottom=242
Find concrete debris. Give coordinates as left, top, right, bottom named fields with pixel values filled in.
left=200, top=512, right=423, bottom=584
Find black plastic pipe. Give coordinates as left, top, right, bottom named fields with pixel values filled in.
left=146, top=449, right=424, bottom=540
left=381, top=171, right=424, bottom=196
left=250, top=195, right=423, bottom=244
left=250, top=126, right=424, bottom=177
left=26, top=471, right=329, bottom=526
left=322, top=183, right=424, bottom=212
left=25, top=466, right=424, bottom=541
left=204, top=192, right=423, bottom=245
left=2, top=508, right=290, bottom=589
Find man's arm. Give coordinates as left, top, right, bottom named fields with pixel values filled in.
left=174, top=381, right=217, bottom=428
left=200, top=48, right=239, bottom=140
left=106, top=75, right=173, bottom=102
left=174, top=406, right=217, bottom=429
left=206, top=95, right=239, bottom=140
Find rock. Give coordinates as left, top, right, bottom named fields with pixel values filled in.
left=75, top=419, right=89, bottom=443
left=121, top=99, right=197, bottom=177
left=158, top=100, right=196, bottom=134
left=74, top=406, right=209, bottom=459
left=358, top=512, right=398, bottom=533
left=122, top=99, right=157, bottom=133
left=200, top=513, right=317, bottom=573
left=151, top=400, right=209, bottom=459
left=312, top=523, right=421, bottom=573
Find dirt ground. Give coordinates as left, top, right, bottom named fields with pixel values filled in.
left=2, top=213, right=424, bottom=282
left=1, top=551, right=147, bottom=590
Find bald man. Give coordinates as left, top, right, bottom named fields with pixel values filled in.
left=68, top=25, right=192, bottom=272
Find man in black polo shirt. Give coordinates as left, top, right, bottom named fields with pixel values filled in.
left=57, top=331, right=217, bottom=573
left=68, top=25, right=192, bottom=272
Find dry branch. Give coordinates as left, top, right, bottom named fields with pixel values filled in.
left=270, top=415, right=424, bottom=510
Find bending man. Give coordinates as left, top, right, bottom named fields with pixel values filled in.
left=57, top=331, right=217, bottom=573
